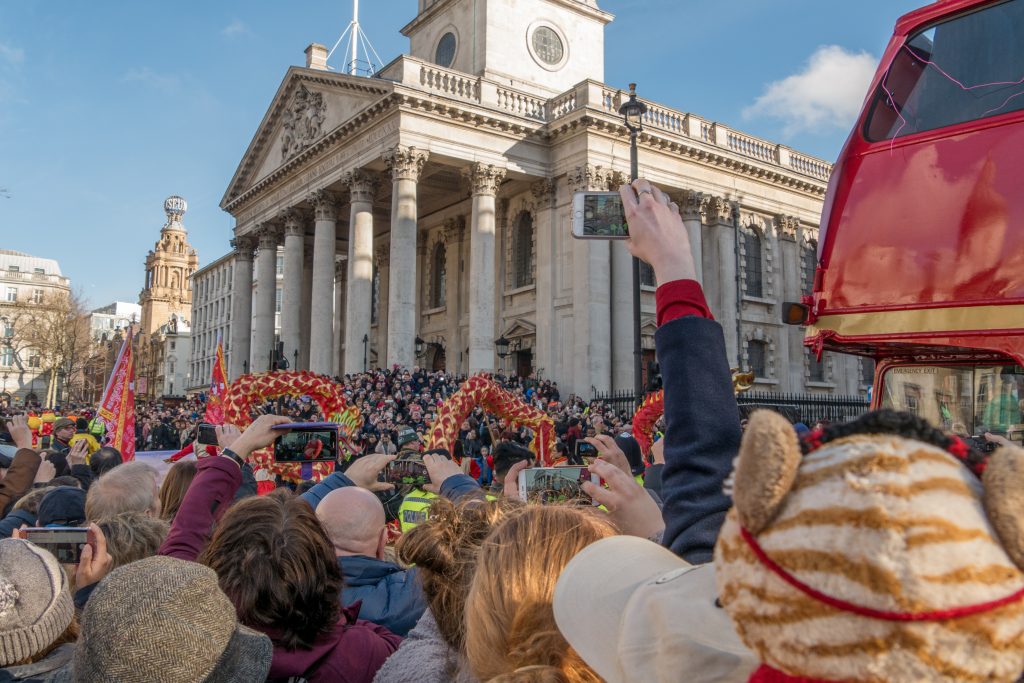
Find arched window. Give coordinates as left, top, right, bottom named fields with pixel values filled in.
left=747, top=340, right=767, bottom=378
left=512, top=211, right=534, bottom=288
left=639, top=261, right=656, bottom=287
left=431, top=242, right=446, bottom=308
left=803, top=240, right=817, bottom=291
left=744, top=229, right=763, bottom=298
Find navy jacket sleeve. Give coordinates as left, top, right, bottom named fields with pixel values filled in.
left=233, top=463, right=257, bottom=501
left=0, top=509, right=35, bottom=538
left=655, top=316, right=741, bottom=564
left=439, top=474, right=484, bottom=502
left=301, top=471, right=355, bottom=510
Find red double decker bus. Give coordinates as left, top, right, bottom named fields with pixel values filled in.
left=797, top=0, right=1024, bottom=444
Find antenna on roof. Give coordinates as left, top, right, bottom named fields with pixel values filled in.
left=326, top=0, right=384, bottom=76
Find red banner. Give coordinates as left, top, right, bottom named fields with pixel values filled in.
left=204, top=336, right=228, bottom=425
left=97, top=331, right=136, bottom=461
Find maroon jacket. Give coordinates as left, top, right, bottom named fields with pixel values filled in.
left=159, top=456, right=401, bottom=683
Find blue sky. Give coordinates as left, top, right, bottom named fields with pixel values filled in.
left=0, top=0, right=921, bottom=308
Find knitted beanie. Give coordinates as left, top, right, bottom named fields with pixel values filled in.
left=0, top=538, right=74, bottom=666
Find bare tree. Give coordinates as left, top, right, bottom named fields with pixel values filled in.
left=7, top=290, right=94, bottom=405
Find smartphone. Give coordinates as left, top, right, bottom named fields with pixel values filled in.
left=575, top=441, right=598, bottom=461
left=197, top=422, right=219, bottom=446
left=381, top=460, right=430, bottom=487
left=24, top=527, right=90, bottom=564
left=272, top=422, right=339, bottom=463
left=517, top=467, right=598, bottom=505
left=571, top=191, right=628, bottom=239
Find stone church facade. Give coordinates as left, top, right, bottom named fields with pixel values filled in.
left=222, top=0, right=868, bottom=398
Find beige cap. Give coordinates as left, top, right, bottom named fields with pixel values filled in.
left=553, top=536, right=756, bottom=683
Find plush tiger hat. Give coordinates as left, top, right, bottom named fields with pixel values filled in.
left=715, top=409, right=1024, bottom=683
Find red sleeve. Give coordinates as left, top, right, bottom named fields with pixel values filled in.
left=159, top=456, right=241, bottom=561
left=656, top=279, right=714, bottom=326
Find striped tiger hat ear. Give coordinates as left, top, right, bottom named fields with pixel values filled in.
left=982, top=443, right=1024, bottom=570
left=733, top=409, right=802, bottom=534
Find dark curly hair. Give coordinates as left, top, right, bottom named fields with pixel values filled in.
left=801, top=409, right=987, bottom=474
left=199, top=488, right=342, bottom=650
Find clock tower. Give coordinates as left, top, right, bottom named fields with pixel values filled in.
left=139, top=196, right=198, bottom=336
left=401, top=0, right=613, bottom=95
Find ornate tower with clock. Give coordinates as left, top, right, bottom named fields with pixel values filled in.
left=139, top=196, right=199, bottom=336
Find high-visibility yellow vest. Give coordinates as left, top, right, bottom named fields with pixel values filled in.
left=399, top=489, right=438, bottom=533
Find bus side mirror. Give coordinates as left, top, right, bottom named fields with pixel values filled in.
left=781, top=302, right=810, bottom=326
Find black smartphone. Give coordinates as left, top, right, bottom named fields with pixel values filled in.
left=517, top=467, right=597, bottom=504
left=575, top=441, right=598, bottom=460
left=272, top=422, right=339, bottom=463
left=24, top=527, right=90, bottom=564
left=197, top=422, right=218, bottom=446
left=381, top=460, right=430, bottom=487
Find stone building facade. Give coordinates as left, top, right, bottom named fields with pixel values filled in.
left=221, top=0, right=864, bottom=397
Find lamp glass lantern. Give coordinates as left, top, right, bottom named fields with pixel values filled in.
left=495, top=336, right=511, bottom=359
left=618, top=83, right=647, bottom=133
left=415, top=336, right=426, bottom=358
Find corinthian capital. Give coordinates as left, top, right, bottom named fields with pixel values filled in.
left=230, top=235, right=256, bottom=259
left=678, top=190, right=707, bottom=221
left=384, top=146, right=429, bottom=182
left=281, top=208, right=305, bottom=237
left=463, top=163, right=506, bottom=196
left=704, top=196, right=737, bottom=224
left=530, top=178, right=556, bottom=209
left=255, top=222, right=281, bottom=249
left=775, top=214, right=800, bottom=241
left=308, top=189, right=339, bottom=222
left=567, top=164, right=618, bottom=193
left=344, top=169, right=379, bottom=204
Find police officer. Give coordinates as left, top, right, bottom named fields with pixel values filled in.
left=393, top=427, right=436, bottom=533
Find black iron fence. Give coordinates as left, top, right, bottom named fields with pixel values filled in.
left=591, top=389, right=870, bottom=425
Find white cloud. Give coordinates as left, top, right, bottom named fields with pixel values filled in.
left=221, top=20, right=252, bottom=38
left=122, top=67, right=181, bottom=91
left=0, top=41, right=24, bottom=64
left=743, top=45, right=877, bottom=136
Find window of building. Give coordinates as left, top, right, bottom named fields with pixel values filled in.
left=5, top=287, right=16, bottom=302
left=431, top=243, right=446, bottom=308
left=743, top=230, right=764, bottom=298
left=435, top=32, right=456, bottom=68
left=808, top=350, right=826, bottom=383
left=0, top=348, right=14, bottom=367
left=861, top=358, right=876, bottom=386
left=2, top=321, right=12, bottom=338
left=747, top=340, right=767, bottom=378
left=512, top=212, right=534, bottom=288
left=371, top=265, right=380, bottom=325
left=33, top=268, right=44, bottom=275
left=28, top=353, right=40, bottom=369
left=531, top=26, right=564, bottom=65
left=803, top=241, right=817, bottom=289
left=640, top=261, right=656, bottom=287
left=276, top=255, right=284, bottom=273
left=170, top=341, right=176, bottom=351
left=31, top=289, right=43, bottom=304
left=275, top=287, right=282, bottom=313
left=7, top=265, right=18, bottom=272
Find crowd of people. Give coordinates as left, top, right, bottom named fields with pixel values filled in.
left=2, top=179, right=1022, bottom=682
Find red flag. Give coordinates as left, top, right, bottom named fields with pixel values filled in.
left=204, top=335, right=228, bottom=425
left=97, top=330, right=136, bottom=461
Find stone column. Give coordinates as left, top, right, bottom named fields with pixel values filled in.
left=708, top=196, right=740, bottom=366
left=680, top=190, right=706, bottom=285
left=463, top=162, right=506, bottom=374
left=308, top=190, right=338, bottom=375
left=228, top=236, right=254, bottom=379
left=374, top=244, right=390, bottom=369
left=344, top=170, right=377, bottom=374
left=280, top=209, right=305, bottom=369
left=778, top=214, right=802, bottom=391
left=531, top=179, right=556, bottom=382
left=299, top=241, right=313, bottom=369
left=251, top=224, right=280, bottom=372
left=568, top=165, right=613, bottom=397
left=383, top=146, right=428, bottom=370
left=333, top=258, right=346, bottom=376
left=443, top=217, right=465, bottom=376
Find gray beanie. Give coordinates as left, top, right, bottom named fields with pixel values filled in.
left=71, top=555, right=272, bottom=682
left=0, top=538, right=74, bottom=666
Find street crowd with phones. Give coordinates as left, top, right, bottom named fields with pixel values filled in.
left=2, top=179, right=1023, bottom=682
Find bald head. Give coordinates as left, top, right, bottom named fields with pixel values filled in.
left=316, top=487, right=387, bottom=559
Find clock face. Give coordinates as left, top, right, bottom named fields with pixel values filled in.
left=531, top=26, right=564, bottom=65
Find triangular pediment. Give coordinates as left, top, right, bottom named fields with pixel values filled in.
left=500, top=318, right=537, bottom=339
left=221, top=67, right=393, bottom=208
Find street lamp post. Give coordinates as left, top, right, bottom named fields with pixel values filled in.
left=619, top=83, right=648, bottom=408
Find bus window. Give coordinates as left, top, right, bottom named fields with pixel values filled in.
left=880, top=364, right=1024, bottom=444
left=864, top=0, right=1024, bottom=141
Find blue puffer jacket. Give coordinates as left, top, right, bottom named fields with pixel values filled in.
left=340, top=555, right=426, bottom=637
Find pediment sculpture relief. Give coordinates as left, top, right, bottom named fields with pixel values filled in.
left=281, top=84, right=326, bottom=160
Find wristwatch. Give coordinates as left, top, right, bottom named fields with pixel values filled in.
left=220, top=448, right=246, bottom=469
